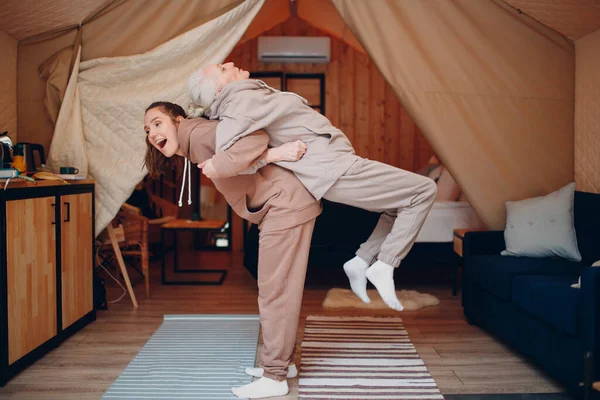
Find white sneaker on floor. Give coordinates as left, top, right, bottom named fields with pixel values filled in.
left=231, top=377, right=289, bottom=399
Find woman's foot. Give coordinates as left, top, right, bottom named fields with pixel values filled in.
left=365, top=261, right=404, bottom=311
left=231, top=377, right=289, bottom=399
left=343, top=256, right=371, bottom=303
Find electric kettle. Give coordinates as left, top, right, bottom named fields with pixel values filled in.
left=12, top=143, right=46, bottom=173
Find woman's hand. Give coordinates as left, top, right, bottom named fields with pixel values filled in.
left=198, top=158, right=218, bottom=178
left=264, top=140, right=307, bottom=163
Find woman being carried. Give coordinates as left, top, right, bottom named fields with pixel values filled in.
left=188, top=62, right=437, bottom=311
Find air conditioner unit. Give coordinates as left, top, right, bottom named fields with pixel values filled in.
left=258, top=36, right=331, bottom=64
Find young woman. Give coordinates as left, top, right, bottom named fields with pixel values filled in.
left=188, top=62, right=438, bottom=311
left=144, top=101, right=319, bottom=399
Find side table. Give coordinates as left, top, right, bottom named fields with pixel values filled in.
left=161, top=219, right=228, bottom=285
left=453, top=228, right=486, bottom=295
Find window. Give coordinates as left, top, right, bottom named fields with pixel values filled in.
left=250, top=72, right=325, bottom=115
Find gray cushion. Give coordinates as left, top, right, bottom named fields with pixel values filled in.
left=502, top=182, right=581, bottom=262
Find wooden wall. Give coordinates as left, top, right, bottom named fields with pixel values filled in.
left=226, top=16, right=434, bottom=171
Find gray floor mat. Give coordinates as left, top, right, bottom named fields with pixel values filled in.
left=102, top=314, right=260, bottom=399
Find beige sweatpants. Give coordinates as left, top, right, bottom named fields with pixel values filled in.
left=257, top=218, right=316, bottom=381
left=323, top=156, right=437, bottom=268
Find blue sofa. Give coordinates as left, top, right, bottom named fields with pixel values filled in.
left=462, top=190, right=600, bottom=399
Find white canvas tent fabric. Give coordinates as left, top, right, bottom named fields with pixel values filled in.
left=332, top=0, right=575, bottom=229
left=47, top=0, right=264, bottom=236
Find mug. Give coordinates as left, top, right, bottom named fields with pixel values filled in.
left=11, top=156, right=26, bottom=173
left=60, top=166, right=79, bottom=175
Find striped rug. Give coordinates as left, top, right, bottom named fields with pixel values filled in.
left=299, top=316, right=444, bottom=400
left=102, top=314, right=259, bottom=399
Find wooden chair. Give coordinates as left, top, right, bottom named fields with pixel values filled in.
left=117, top=197, right=179, bottom=296
left=96, top=206, right=150, bottom=295
left=98, top=191, right=179, bottom=298
left=96, top=218, right=138, bottom=307
left=118, top=204, right=151, bottom=297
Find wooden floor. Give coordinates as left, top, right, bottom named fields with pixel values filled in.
left=0, top=249, right=567, bottom=399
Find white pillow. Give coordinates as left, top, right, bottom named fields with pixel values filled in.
left=501, top=182, right=581, bottom=262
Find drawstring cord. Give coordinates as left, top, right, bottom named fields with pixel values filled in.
left=187, top=159, right=192, bottom=205
left=178, top=158, right=192, bottom=207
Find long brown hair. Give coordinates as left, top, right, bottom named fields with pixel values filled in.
left=143, top=101, right=186, bottom=179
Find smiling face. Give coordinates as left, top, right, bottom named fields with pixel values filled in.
left=203, top=62, right=250, bottom=90
left=144, top=107, right=183, bottom=158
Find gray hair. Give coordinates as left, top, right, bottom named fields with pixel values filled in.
left=187, top=67, right=219, bottom=117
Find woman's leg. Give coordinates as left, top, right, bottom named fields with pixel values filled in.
left=323, top=157, right=437, bottom=310
left=258, top=219, right=314, bottom=379
left=232, top=218, right=316, bottom=399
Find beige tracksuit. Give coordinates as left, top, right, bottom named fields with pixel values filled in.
left=177, top=118, right=319, bottom=381
left=205, top=79, right=437, bottom=268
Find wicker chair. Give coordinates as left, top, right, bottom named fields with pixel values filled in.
left=99, top=198, right=177, bottom=298
left=117, top=204, right=151, bottom=297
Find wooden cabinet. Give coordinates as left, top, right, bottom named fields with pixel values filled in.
left=60, top=193, right=93, bottom=330
left=0, top=180, right=95, bottom=386
left=5, top=197, right=57, bottom=365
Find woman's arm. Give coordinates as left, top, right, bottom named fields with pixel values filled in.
left=201, top=132, right=306, bottom=179
left=205, top=131, right=269, bottom=178
left=262, top=141, right=307, bottom=163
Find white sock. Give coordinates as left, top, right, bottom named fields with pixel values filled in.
left=231, top=377, right=289, bottom=399
left=245, top=363, right=297, bottom=378
left=343, top=256, right=371, bottom=303
left=365, top=260, right=404, bottom=311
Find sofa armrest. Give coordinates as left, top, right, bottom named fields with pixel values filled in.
left=581, top=266, right=600, bottom=385
left=463, top=230, right=505, bottom=258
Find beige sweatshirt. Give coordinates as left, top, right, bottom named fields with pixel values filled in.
left=177, top=118, right=321, bottom=232
left=204, top=79, right=357, bottom=200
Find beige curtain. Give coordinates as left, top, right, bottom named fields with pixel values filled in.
left=39, top=46, right=73, bottom=124
left=333, top=0, right=575, bottom=229
left=47, top=0, right=265, bottom=236
left=76, top=0, right=245, bottom=61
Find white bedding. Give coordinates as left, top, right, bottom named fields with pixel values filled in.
left=415, top=201, right=485, bottom=243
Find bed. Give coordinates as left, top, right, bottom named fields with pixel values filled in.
left=416, top=200, right=485, bottom=243
left=403, top=161, right=486, bottom=292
